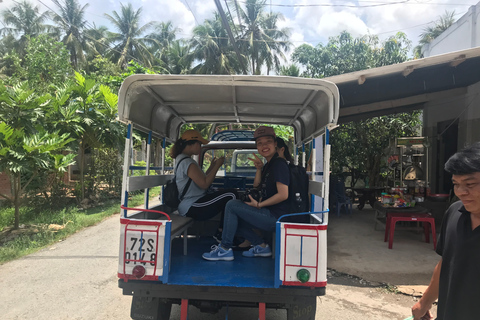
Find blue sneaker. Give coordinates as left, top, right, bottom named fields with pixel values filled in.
left=242, top=244, right=272, bottom=257
left=202, top=245, right=234, bottom=261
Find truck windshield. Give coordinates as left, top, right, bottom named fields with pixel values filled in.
left=201, top=149, right=261, bottom=176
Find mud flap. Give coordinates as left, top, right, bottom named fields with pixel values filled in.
left=286, top=296, right=316, bottom=320
left=131, top=296, right=172, bottom=320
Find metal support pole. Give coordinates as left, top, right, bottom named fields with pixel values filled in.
left=180, top=299, right=188, bottom=320
left=122, top=123, right=133, bottom=217
left=258, top=302, right=266, bottom=320
left=161, top=138, right=166, bottom=205
left=214, top=0, right=248, bottom=75
left=144, top=131, right=152, bottom=209
left=311, top=140, right=316, bottom=212
left=302, top=143, right=306, bottom=167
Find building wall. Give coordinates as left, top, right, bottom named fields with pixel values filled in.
left=423, top=3, right=480, bottom=57
left=421, top=1, right=480, bottom=193
left=423, top=81, right=480, bottom=193
left=463, top=81, right=480, bottom=145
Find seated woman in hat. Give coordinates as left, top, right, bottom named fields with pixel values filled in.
left=170, top=130, right=237, bottom=232
left=202, top=126, right=290, bottom=261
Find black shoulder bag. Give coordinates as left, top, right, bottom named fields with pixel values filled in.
left=163, top=157, right=193, bottom=209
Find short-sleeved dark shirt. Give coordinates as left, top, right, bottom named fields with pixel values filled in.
left=436, top=200, right=480, bottom=319
left=260, top=155, right=290, bottom=219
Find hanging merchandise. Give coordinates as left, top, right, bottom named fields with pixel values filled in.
left=390, top=137, right=429, bottom=200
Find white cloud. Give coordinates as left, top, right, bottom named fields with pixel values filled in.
left=0, top=0, right=477, bottom=58
left=318, top=11, right=369, bottom=38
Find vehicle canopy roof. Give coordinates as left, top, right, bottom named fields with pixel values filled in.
left=117, top=75, right=339, bottom=146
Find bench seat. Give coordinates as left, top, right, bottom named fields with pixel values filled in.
left=169, top=214, right=194, bottom=255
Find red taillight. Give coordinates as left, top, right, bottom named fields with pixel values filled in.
left=132, top=265, right=146, bottom=279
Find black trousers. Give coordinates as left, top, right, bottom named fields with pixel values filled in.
left=186, top=189, right=238, bottom=224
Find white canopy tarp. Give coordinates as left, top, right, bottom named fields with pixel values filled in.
left=117, top=75, right=339, bottom=145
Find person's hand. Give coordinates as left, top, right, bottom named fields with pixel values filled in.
left=215, top=156, right=225, bottom=167
left=248, top=153, right=263, bottom=170
left=210, top=156, right=225, bottom=168
left=412, top=301, right=433, bottom=320
left=245, top=195, right=259, bottom=208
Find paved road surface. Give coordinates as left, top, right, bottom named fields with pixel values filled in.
left=0, top=213, right=427, bottom=320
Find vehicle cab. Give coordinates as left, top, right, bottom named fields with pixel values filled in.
left=116, top=75, right=339, bottom=320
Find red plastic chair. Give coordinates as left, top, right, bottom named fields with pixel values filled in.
left=384, top=212, right=437, bottom=250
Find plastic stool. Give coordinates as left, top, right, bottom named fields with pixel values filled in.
left=384, top=212, right=437, bottom=250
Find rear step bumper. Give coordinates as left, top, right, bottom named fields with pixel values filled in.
left=119, top=279, right=325, bottom=303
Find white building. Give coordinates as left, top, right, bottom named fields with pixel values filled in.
left=423, top=3, right=480, bottom=57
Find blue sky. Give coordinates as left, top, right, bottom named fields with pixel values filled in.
left=1, top=0, right=478, bottom=58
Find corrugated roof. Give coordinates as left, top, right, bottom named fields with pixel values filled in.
left=323, top=47, right=480, bottom=122
left=325, top=47, right=480, bottom=85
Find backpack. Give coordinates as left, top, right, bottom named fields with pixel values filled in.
left=287, top=162, right=310, bottom=214
left=163, top=157, right=192, bottom=209
left=284, top=162, right=310, bottom=223
left=266, top=157, right=310, bottom=222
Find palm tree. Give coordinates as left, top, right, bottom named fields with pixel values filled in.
left=166, top=40, right=193, bottom=74
left=51, top=0, right=89, bottom=69
left=0, top=35, right=19, bottom=77
left=414, top=11, right=456, bottom=58
left=279, top=64, right=300, bottom=77
left=259, top=12, right=291, bottom=75
left=190, top=13, right=244, bottom=74
left=233, top=0, right=291, bottom=74
left=146, top=21, right=182, bottom=73
left=104, top=3, right=157, bottom=69
left=147, top=21, right=181, bottom=57
left=84, top=24, right=111, bottom=59
left=0, top=0, right=51, bottom=55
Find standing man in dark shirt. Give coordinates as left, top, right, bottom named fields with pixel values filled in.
left=412, top=142, right=480, bottom=320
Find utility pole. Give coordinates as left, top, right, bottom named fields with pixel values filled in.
left=214, top=0, right=248, bottom=75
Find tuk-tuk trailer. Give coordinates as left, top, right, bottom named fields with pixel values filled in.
left=116, top=75, right=340, bottom=320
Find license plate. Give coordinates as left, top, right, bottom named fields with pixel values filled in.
left=124, top=232, right=157, bottom=266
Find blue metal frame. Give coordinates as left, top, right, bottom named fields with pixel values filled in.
left=211, top=130, right=254, bottom=141
left=145, top=131, right=153, bottom=209
left=325, top=130, right=330, bottom=213
left=277, top=211, right=328, bottom=224
left=129, top=166, right=167, bottom=170
left=161, top=221, right=172, bottom=283
left=161, top=138, right=166, bottom=205
left=123, top=124, right=132, bottom=218
left=274, top=222, right=282, bottom=288
left=310, top=139, right=316, bottom=213
left=126, top=123, right=132, bottom=139
left=123, top=191, right=129, bottom=218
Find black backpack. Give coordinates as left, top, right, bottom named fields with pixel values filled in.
left=163, top=157, right=192, bottom=209
left=287, top=162, right=310, bottom=214
left=266, top=157, right=310, bottom=222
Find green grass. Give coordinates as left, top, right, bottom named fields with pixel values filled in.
left=0, top=187, right=161, bottom=264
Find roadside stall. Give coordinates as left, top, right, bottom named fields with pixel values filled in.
left=372, top=138, right=439, bottom=248
left=390, top=137, right=429, bottom=195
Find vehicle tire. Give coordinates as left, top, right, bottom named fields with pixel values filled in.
left=286, top=296, right=316, bottom=320
left=156, top=299, right=172, bottom=320
left=130, top=296, right=172, bottom=320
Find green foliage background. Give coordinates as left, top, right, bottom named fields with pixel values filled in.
left=0, top=0, right=452, bottom=229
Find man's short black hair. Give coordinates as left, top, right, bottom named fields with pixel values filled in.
left=445, top=142, right=480, bottom=175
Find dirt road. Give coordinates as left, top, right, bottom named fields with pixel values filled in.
left=0, top=213, right=428, bottom=320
